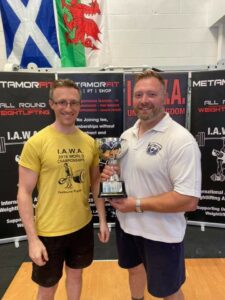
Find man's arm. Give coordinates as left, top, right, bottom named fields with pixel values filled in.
left=17, top=166, right=48, bottom=266
left=109, top=191, right=198, bottom=213
left=101, top=165, right=199, bottom=213
left=140, top=191, right=198, bottom=212
left=90, top=165, right=110, bottom=243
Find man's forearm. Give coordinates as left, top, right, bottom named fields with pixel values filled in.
left=92, top=186, right=107, bottom=223
left=17, top=192, right=38, bottom=241
left=140, top=191, right=199, bottom=213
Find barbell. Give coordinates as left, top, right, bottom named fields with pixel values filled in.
left=195, top=132, right=225, bottom=147
left=0, top=137, right=25, bottom=154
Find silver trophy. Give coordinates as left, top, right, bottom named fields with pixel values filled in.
left=96, top=137, right=128, bottom=198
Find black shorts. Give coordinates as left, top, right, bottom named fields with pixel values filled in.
left=32, top=220, right=94, bottom=287
left=115, top=220, right=185, bottom=298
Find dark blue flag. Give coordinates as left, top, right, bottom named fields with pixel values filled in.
left=0, top=0, right=61, bottom=68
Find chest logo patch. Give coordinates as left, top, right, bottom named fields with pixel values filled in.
left=146, top=142, right=162, bottom=155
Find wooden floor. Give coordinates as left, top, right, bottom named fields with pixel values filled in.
left=2, top=259, right=225, bottom=300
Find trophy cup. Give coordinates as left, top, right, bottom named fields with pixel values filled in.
left=96, top=137, right=128, bottom=198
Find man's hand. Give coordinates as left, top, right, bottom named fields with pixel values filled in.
left=98, top=222, right=110, bottom=243
left=109, top=197, right=136, bottom=213
left=100, top=164, right=120, bottom=181
left=28, top=238, right=49, bottom=266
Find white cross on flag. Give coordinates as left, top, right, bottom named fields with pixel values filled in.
left=0, top=0, right=61, bottom=68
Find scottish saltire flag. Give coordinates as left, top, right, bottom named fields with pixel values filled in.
left=55, top=0, right=110, bottom=67
left=0, top=0, right=61, bottom=68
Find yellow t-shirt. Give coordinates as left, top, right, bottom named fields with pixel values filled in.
left=19, top=125, right=99, bottom=237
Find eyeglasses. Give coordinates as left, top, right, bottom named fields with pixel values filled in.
left=52, top=99, right=81, bottom=108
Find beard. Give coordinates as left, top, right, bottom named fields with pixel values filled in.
left=134, top=105, right=164, bottom=122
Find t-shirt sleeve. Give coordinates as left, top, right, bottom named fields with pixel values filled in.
left=168, top=140, right=202, bottom=198
left=19, top=139, right=41, bottom=173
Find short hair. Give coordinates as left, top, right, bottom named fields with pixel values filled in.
left=49, top=79, right=81, bottom=100
left=134, top=70, right=165, bottom=89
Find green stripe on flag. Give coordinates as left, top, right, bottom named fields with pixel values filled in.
left=55, top=0, right=86, bottom=67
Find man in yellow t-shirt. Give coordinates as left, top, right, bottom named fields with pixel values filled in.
left=17, top=79, right=110, bottom=300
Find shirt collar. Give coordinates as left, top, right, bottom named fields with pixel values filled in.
left=132, top=112, right=172, bottom=136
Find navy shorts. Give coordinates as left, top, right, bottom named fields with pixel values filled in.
left=115, top=220, right=185, bottom=298
left=32, top=220, right=94, bottom=287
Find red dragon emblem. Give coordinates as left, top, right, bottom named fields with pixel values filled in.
left=61, top=0, right=101, bottom=50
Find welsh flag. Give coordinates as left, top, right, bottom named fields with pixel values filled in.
left=55, top=0, right=110, bottom=67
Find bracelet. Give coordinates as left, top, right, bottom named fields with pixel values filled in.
left=135, top=198, right=143, bottom=213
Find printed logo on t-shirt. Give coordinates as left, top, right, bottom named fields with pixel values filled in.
left=57, top=147, right=85, bottom=191
left=58, top=162, right=85, bottom=188
left=146, top=142, right=162, bottom=155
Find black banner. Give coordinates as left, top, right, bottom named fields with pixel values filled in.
left=189, top=70, right=225, bottom=224
left=0, top=72, right=55, bottom=241
left=3, top=69, right=224, bottom=242
left=57, top=73, right=124, bottom=138
left=124, top=72, right=188, bottom=129
left=57, top=73, right=124, bottom=223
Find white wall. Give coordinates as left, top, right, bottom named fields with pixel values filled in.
left=106, top=0, right=218, bottom=69
left=208, top=0, right=225, bottom=26
left=0, top=0, right=222, bottom=70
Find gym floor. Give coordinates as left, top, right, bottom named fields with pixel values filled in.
left=1, top=225, right=225, bottom=298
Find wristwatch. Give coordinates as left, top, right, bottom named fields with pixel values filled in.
left=135, top=198, right=143, bottom=213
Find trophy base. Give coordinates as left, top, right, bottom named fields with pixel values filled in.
left=98, top=181, right=127, bottom=199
